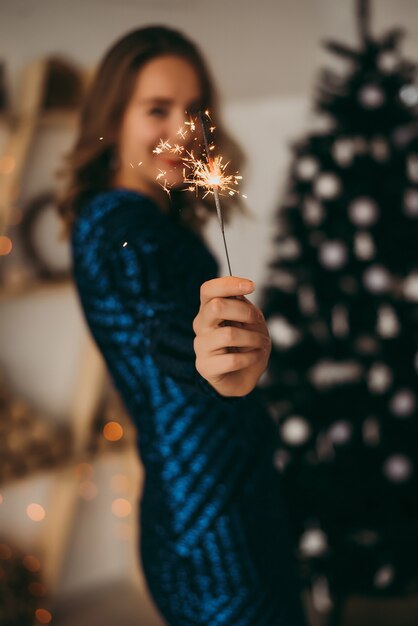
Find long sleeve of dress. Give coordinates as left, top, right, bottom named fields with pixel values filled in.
left=72, top=188, right=243, bottom=402
left=71, top=189, right=307, bottom=626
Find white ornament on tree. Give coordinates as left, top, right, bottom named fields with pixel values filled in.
left=280, top=416, right=311, bottom=446
left=358, top=84, right=385, bottom=109
left=407, top=155, right=418, bottom=183
left=319, top=240, right=348, bottom=270
left=403, top=188, right=418, bottom=217
left=303, top=198, right=325, bottom=226
left=373, top=564, right=395, bottom=589
left=354, top=232, right=375, bottom=260
left=309, top=359, right=363, bottom=388
left=389, top=388, right=416, bottom=417
left=269, top=270, right=297, bottom=292
left=309, top=113, right=335, bottom=134
left=296, top=156, right=320, bottom=181
left=403, top=271, right=418, bottom=301
left=277, top=237, right=301, bottom=261
left=363, top=265, right=392, bottom=294
left=399, top=84, right=418, bottom=107
left=376, top=305, right=400, bottom=338
left=383, top=454, right=413, bottom=483
left=378, top=51, right=399, bottom=74
left=299, top=528, right=328, bottom=557
left=311, top=576, right=332, bottom=613
left=348, top=197, right=380, bottom=227
left=332, top=139, right=354, bottom=167
left=328, top=420, right=352, bottom=445
left=367, top=362, right=393, bottom=393
left=268, top=316, right=301, bottom=349
left=314, top=172, right=342, bottom=200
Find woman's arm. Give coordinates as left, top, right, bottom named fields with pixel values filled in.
left=71, top=191, right=252, bottom=403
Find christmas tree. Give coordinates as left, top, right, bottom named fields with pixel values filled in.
left=261, top=0, right=418, bottom=604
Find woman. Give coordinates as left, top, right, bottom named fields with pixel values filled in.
left=59, top=25, right=307, bottom=626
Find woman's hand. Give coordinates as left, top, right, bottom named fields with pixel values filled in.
left=193, top=276, right=272, bottom=397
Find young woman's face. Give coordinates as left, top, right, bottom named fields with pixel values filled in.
left=113, top=54, right=203, bottom=206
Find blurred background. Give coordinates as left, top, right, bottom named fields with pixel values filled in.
left=1, top=1, right=418, bottom=625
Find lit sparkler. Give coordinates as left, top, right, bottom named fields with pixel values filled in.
left=196, top=109, right=233, bottom=275
left=153, top=110, right=243, bottom=275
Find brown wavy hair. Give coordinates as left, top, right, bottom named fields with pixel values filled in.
left=57, top=25, right=246, bottom=234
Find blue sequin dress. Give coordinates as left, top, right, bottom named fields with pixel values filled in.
left=71, top=188, right=306, bottom=626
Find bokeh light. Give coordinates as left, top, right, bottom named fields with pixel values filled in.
left=0, top=236, right=13, bottom=255
left=103, top=421, right=124, bottom=442
left=35, top=608, right=52, bottom=624
left=111, top=498, right=132, bottom=518
left=373, top=564, right=395, bottom=589
left=280, top=416, right=311, bottom=446
left=26, top=503, right=46, bottom=522
left=299, top=528, right=328, bottom=557
left=22, top=555, right=41, bottom=573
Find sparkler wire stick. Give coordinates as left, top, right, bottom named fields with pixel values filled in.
left=198, top=111, right=233, bottom=276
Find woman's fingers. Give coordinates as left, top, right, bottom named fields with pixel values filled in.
left=199, top=276, right=255, bottom=307
left=194, top=294, right=262, bottom=333
left=196, top=347, right=267, bottom=380
left=194, top=325, right=270, bottom=355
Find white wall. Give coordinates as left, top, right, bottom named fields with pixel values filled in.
left=2, top=0, right=418, bottom=104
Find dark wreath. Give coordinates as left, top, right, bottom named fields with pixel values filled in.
left=20, top=191, right=70, bottom=282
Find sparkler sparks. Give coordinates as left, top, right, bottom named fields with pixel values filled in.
left=153, top=110, right=244, bottom=274
left=153, top=139, right=173, bottom=155
left=182, top=153, right=242, bottom=199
